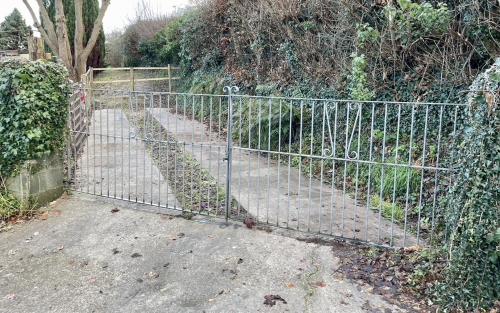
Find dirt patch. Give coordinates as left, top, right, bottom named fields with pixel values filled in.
left=333, top=244, right=448, bottom=312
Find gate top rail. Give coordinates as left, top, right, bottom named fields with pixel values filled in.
left=80, top=86, right=466, bottom=107
left=92, top=66, right=181, bottom=71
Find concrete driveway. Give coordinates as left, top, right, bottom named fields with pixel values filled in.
left=0, top=194, right=406, bottom=313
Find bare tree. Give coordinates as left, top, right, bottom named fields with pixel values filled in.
left=22, top=0, right=111, bottom=81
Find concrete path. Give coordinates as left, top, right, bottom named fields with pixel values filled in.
left=0, top=194, right=407, bottom=313
left=147, top=108, right=417, bottom=247
left=74, top=109, right=178, bottom=207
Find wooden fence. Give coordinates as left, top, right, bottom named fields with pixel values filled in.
left=86, top=66, right=181, bottom=92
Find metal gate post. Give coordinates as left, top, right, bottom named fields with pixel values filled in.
left=223, top=86, right=239, bottom=221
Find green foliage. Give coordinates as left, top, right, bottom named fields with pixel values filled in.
left=279, top=41, right=301, bottom=79
left=0, top=9, right=32, bottom=52
left=0, top=190, right=21, bottom=220
left=349, top=54, right=375, bottom=101
left=122, top=27, right=141, bottom=67
left=232, top=98, right=301, bottom=151
left=300, top=20, right=317, bottom=32
left=186, top=69, right=226, bottom=94
left=372, top=165, right=421, bottom=200
left=0, top=60, right=70, bottom=178
left=436, top=60, right=499, bottom=311
left=138, top=16, right=187, bottom=67
left=255, top=83, right=279, bottom=96
left=385, top=0, right=451, bottom=46
left=356, top=23, right=380, bottom=48
left=371, top=195, right=405, bottom=223
left=178, top=9, right=222, bottom=73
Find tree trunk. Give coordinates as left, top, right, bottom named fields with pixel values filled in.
left=23, top=0, right=110, bottom=82
left=54, top=0, right=73, bottom=73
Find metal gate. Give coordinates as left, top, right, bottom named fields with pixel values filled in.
left=67, top=86, right=465, bottom=247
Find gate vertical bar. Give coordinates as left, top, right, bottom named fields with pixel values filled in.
left=223, top=86, right=239, bottom=221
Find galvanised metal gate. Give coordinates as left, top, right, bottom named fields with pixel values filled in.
left=67, top=86, right=465, bottom=247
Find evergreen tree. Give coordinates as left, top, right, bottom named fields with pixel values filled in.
left=0, top=9, right=32, bottom=52
left=43, top=0, right=105, bottom=68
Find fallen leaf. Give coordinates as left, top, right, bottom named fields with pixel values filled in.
left=58, top=245, right=64, bottom=251
left=111, top=208, right=120, bottom=213
left=314, top=281, right=327, bottom=288
left=264, top=294, right=287, bottom=306
left=148, top=272, right=159, bottom=279
left=287, top=283, right=296, bottom=288
left=244, top=217, right=256, bottom=229
left=131, top=253, right=142, bottom=258
left=6, top=294, right=16, bottom=300
left=39, top=212, right=49, bottom=220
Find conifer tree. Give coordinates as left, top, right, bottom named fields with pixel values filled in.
left=0, top=9, right=32, bottom=52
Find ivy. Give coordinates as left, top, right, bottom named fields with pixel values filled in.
left=356, top=23, right=380, bottom=48
left=349, top=54, right=374, bottom=101
left=436, top=59, right=499, bottom=311
left=0, top=60, right=70, bottom=179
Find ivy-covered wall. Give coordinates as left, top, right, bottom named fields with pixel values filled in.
left=437, top=59, right=499, bottom=311
left=0, top=60, right=70, bottom=179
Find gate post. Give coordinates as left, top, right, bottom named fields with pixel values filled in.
left=223, top=86, right=239, bottom=222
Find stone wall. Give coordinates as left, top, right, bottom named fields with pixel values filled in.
left=6, top=153, right=64, bottom=207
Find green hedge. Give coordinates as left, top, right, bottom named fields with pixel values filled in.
left=0, top=60, right=70, bottom=179
left=436, top=59, right=499, bottom=311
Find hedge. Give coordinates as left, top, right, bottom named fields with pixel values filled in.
left=0, top=60, right=70, bottom=179
left=437, top=59, right=499, bottom=311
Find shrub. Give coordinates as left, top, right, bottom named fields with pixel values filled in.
left=0, top=60, right=70, bottom=179
left=0, top=188, right=21, bottom=220
left=385, top=0, right=451, bottom=46
left=436, top=59, right=499, bottom=311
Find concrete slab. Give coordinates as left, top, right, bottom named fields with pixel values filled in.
left=148, top=108, right=417, bottom=247
left=74, top=109, right=178, bottom=207
left=0, top=194, right=407, bottom=313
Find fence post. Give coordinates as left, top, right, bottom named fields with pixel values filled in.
left=223, top=86, right=239, bottom=222
left=130, top=68, right=135, bottom=92
left=167, top=64, right=172, bottom=93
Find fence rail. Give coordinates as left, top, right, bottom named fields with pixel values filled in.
left=84, top=66, right=181, bottom=92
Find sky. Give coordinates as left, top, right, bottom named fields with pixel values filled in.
left=0, top=0, right=192, bottom=34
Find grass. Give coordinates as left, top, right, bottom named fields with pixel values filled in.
left=370, top=195, right=405, bottom=223
left=0, top=191, right=22, bottom=220
left=0, top=188, right=37, bottom=222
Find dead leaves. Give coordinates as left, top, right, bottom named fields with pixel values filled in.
left=39, top=209, right=62, bottom=220
left=313, top=281, right=327, bottom=288
left=5, top=294, right=16, bottom=301
left=39, top=211, right=49, bottom=220
left=244, top=217, right=256, bottom=229
left=263, top=294, right=287, bottom=306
